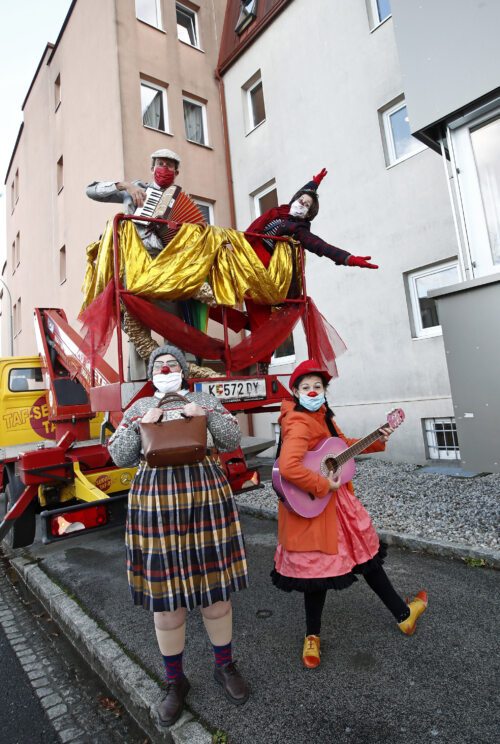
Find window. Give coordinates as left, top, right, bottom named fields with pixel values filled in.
left=407, top=261, right=459, bottom=338
left=11, top=181, right=15, bottom=211
left=183, top=96, right=208, bottom=145
left=193, top=199, right=214, bottom=224
left=12, top=233, right=20, bottom=269
left=13, top=297, right=21, bottom=337
left=59, top=245, right=66, bottom=284
left=135, top=0, right=162, bottom=28
left=54, top=74, right=61, bottom=109
left=382, top=100, right=426, bottom=165
left=253, top=182, right=278, bottom=217
left=448, top=104, right=500, bottom=278
left=57, top=156, right=64, bottom=193
left=245, top=76, right=266, bottom=131
left=9, top=367, right=45, bottom=393
left=141, top=81, right=169, bottom=133
left=235, top=0, right=258, bottom=34
left=271, top=334, right=296, bottom=366
left=11, top=169, right=19, bottom=210
left=424, top=418, right=460, bottom=460
left=176, top=4, right=199, bottom=47
left=370, top=0, right=391, bottom=26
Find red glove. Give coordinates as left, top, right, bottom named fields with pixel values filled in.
left=312, top=168, right=328, bottom=185
left=347, top=255, right=379, bottom=269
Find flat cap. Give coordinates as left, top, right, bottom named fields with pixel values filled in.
left=150, top=148, right=181, bottom=165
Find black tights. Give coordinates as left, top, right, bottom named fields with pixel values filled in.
left=304, top=565, right=410, bottom=635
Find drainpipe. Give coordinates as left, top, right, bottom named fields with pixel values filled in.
left=215, top=67, right=254, bottom=436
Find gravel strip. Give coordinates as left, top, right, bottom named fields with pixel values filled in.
left=236, top=458, right=500, bottom=552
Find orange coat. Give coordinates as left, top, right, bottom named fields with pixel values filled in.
left=277, top=400, right=385, bottom=555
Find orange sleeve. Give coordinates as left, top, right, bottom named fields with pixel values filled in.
left=279, top=419, right=331, bottom=499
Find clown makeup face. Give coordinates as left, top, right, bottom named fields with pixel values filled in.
left=289, top=194, right=314, bottom=219
left=152, top=354, right=184, bottom=394
left=293, top=374, right=326, bottom=397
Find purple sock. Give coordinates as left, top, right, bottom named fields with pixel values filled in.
left=162, top=651, right=184, bottom=682
left=212, top=641, right=233, bottom=667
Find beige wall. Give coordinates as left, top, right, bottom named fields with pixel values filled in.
left=3, top=0, right=231, bottom=364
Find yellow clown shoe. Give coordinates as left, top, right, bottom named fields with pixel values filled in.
left=302, top=635, right=321, bottom=668
left=398, top=590, right=428, bottom=636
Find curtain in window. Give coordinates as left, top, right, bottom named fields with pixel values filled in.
left=184, top=100, right=204, bottom=144
left=142, top=86, right=164, bottom=130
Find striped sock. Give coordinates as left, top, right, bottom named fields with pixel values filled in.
left=212, top=642, right=233, bottom=668
left=162, top=651, right=184, bottom=682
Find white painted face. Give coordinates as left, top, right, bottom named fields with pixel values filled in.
left=289, top=194, right=313, bottom=219
left=293, top=374, right=326, bottom=398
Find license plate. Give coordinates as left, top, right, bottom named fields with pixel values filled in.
left=194, top=378, right=267, bottom=401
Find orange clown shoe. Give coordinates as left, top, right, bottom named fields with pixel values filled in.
left=302, top=635, right=321, bottom=668
left=398, top=591, right=428, bottom=636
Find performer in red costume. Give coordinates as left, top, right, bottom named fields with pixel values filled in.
left=273, top=359, right=428, bottom=669
left=245, top=169, right=378, bottom=368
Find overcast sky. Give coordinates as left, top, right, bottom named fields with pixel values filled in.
left=0, top=0, right=73, bottom=271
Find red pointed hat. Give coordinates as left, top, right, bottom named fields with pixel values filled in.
left=289, top=359, right=332, bottom=391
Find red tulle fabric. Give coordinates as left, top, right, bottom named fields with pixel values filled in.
left=78, top=280, right=117, bottom=360
left=79, top=285, right=345, bottom=376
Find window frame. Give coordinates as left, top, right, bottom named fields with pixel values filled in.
left=448, top=100, right=500, bottom=279
left=251, top=181, right=278, bottom=219
left=407, top=260, right=460, bottom=339
left=59, top=245, right=67, bottom=285
left=192, top=198, right=214, bottom=225
left=135, top=0, right=163, bottom=30
left=423, top=417, right=461, bottom=461
left=246, top=77, right=266, bottom=132
left=235, top=0, right=258, bottom=34
left=54, top=73, right=61, bottom=111
left=182, top=95, right=209, bottom=146
left=176, top=3, right=200, bottom=48
left=382, top=99, right=426, bottom=167
left=368, top=0, right=392, bottom=29
left=140, top=80, right=170, bottom=134
left=56, top=156, right=64, bottom=194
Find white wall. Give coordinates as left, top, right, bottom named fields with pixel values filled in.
left=222, top=0, right=459, bottom=463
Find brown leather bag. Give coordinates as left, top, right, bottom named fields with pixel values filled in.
left=139, top=393, right=207, bottom=467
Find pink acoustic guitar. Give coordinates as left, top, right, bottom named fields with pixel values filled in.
left=272, top=409, right=405, bottom=518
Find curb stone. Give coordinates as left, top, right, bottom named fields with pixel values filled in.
left=9, top=556, right=213, bottom=744
left=236, top=501, right=500, bottom=569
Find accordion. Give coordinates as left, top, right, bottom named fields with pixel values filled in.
left=133, top=184, right=206, bottom=246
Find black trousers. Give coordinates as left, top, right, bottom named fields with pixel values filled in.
left=304, top=565, right=410, bottom=636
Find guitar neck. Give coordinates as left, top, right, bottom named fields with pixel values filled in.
left=334, top=427, right=384, bottom=467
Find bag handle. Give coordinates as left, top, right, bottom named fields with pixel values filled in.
left=157, top=391, right=193, bottom=420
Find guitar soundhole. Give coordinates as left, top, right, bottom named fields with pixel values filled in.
left=320, top=456, right=339, bottom=477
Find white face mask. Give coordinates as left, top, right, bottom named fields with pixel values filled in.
left=289, top=200, right=309, bottom=219
left=153, top=372, right=183, bottom=394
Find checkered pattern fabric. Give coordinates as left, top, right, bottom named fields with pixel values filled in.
left=125, top=456, right=249, bottom=611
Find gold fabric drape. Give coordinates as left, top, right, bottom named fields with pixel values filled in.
left=81, top=221, right=293, bottom=311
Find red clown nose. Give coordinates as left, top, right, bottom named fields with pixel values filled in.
left=160, top=365, right=172, bottom=374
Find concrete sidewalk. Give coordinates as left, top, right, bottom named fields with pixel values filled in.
left=5, top=511, right=499, bottom=744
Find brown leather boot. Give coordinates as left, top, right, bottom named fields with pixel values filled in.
left=158, top=675, right=190, bottom=727
left=213, top=662, right=249, bottom=705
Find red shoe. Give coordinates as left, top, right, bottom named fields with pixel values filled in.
left=302, top=635, right=321, bottom=668
left=398, top=591, right=428, bottom=636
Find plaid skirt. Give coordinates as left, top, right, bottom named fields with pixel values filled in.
left=125, top=456, right=249, bottom=612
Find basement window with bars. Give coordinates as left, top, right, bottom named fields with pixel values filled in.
left=424, top=418, right=460, bottom=460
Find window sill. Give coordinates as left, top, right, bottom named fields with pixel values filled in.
left=186, top=139, right=212, bottom=150
left=370, top=15, right=392, bottom=33
left=60, top=278, right=67, bottom=286
left=136, top=18, right=166, bottom=34
left=178, top=38, right=204, bottom=53
left=245, top=119, right=266, bottom=137
left=386, top=146, right=427, bottom=169
left=270, top=354, right=296, bottom=367
left=143, top=125, right=174, bottom=137
left=55, top=101, right=61, bottom=113
left=57, top=186, right=64, bottom=195
left=411, top=329, right=443, bottom=340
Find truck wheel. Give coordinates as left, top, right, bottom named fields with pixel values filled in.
left=2, top=477, right=37, bottom=548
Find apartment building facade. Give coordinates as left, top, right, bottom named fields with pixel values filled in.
left=3, top=0, right=230, bottom=360
left=218, top=0, right=463, bottom=463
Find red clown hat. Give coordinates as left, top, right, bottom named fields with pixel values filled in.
left=289, top=359, right=332, bottom=391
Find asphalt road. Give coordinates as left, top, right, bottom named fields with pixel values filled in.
left=20, top=514, right=500, bottom=744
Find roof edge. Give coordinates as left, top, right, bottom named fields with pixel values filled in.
left=21, top=43, right=55, bottom=111
left=4, top=122, right=24, bottom=185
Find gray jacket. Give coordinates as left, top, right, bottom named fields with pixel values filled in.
left=86, top=179, right=163, bottom=255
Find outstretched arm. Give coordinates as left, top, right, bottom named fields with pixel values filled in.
left=86, top=180, right=147, bottom=208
